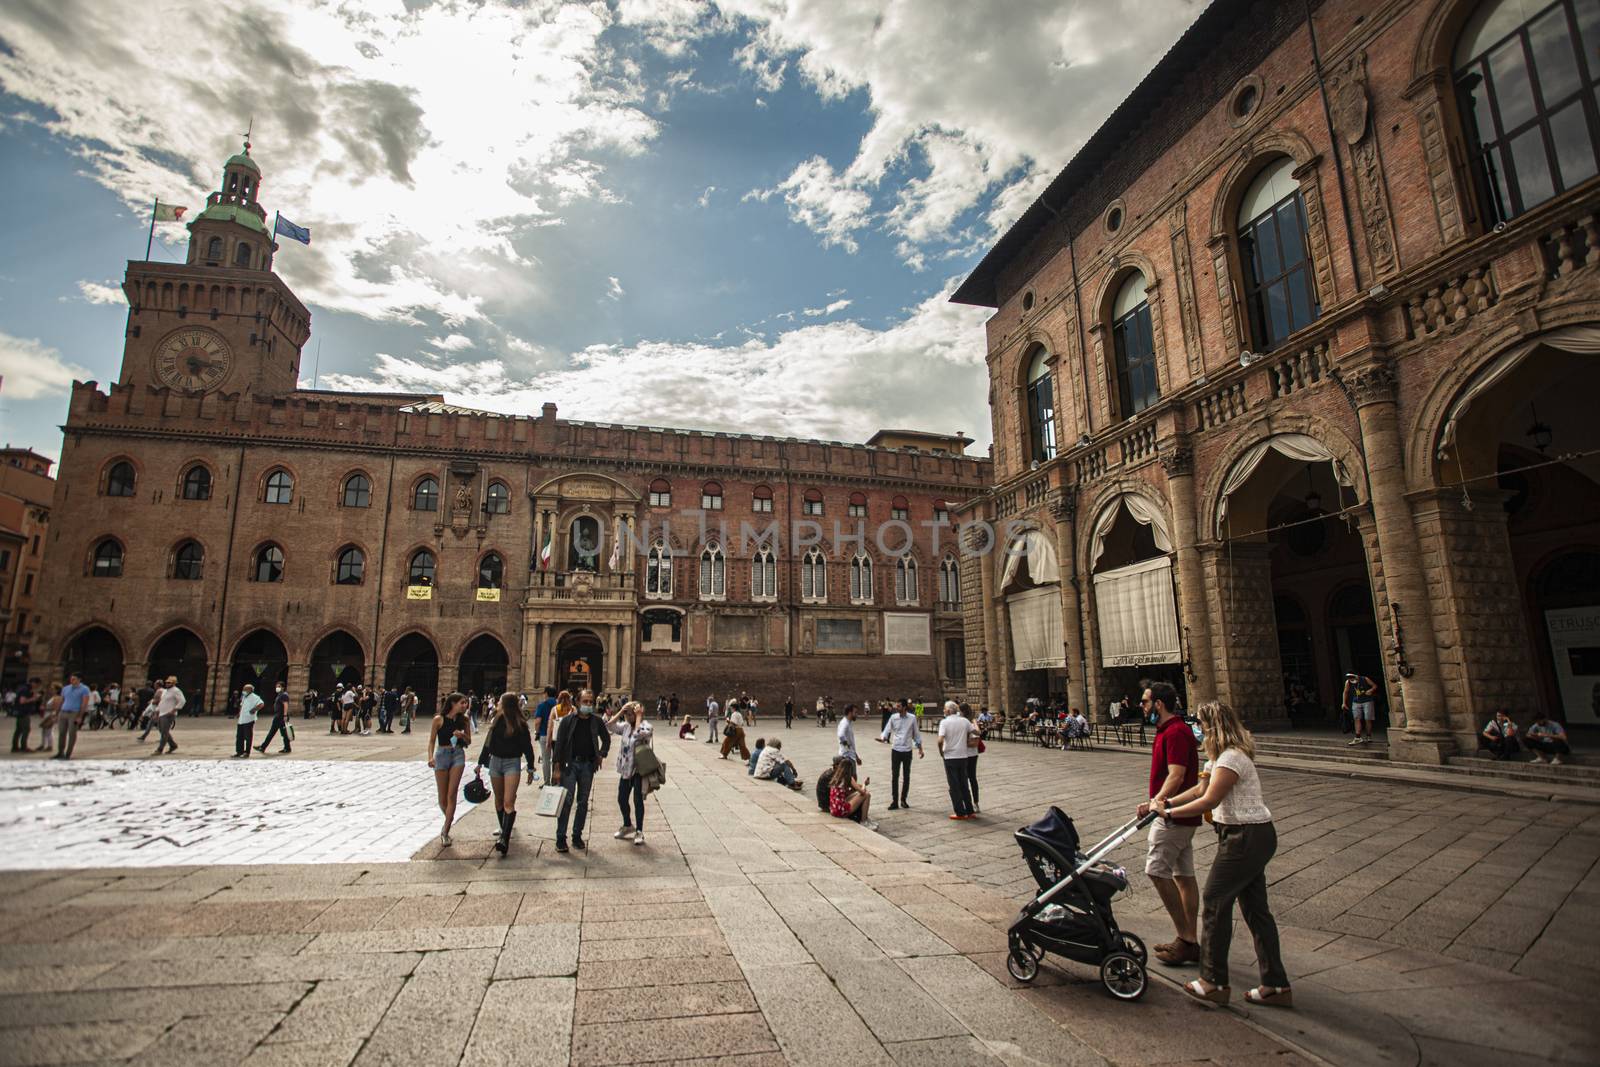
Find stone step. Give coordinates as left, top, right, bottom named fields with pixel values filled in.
left=1253, top=738, right=1389, bottom=760
left=1444, top=754, right=1600, bottom=786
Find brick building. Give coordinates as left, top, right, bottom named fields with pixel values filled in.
left=0, top=447, right=53, bottom=688
left=952, top=0, right=1599, bottom=762
left=32, top=147, right=989, bottom=715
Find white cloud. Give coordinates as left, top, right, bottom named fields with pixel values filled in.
left=606, top=276, right=625, bottom=301
left=74, top=280, right=124, bottom=306
left=428, top=333, right=474, bottom=352
left=0, top=331, right=91, bottom=399
left=756, top=155, right=873, bottom=253
left=697, top=185, right=717, bottom=207
left=803, top=298, right=851, bottom=317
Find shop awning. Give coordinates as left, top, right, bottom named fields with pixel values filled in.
left=1089, top=493, right=1173, bottom=569
left=1093, top=556, right=1181, bottom=667
left=1007, top=586, right=1065, bottom=670
left=1215, top=433, right=1353, bottom=538
left=999, top=528, right=1060, bottom=591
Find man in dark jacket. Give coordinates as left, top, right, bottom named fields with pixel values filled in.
left=550, top=690, right=611, bottom=852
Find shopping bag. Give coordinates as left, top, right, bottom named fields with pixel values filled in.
left=534, top=784, right=568, bottom=817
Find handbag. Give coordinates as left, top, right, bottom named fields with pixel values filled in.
left=286, top=723, right=296, bottom=742
left=976, top=737, right=986, bottom=754
left=723, top=722, right=735, bottom=737
left=534, top=784, right=568, bottom=817
left=462, top=769, right=490, bottom=804
left=632, top=740, right=661, bottom=778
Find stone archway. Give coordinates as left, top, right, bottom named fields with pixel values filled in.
left=556, top=629, right=604, bottom=696
left=385, top=633, right=440, bottom=717
left=147, top=628, right=207, bottom=712
left=229, top=629, right=288, bottom=712
left=459, top=634, right=510, bottom=701
left=61, top=626, right=123, bottom=689
left=310, top=630, right=366, bottom=697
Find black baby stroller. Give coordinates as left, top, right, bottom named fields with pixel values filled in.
left=1006, top=805, right=1158, bottom=999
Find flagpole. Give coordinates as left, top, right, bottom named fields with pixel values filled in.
left=145, top=198, right=158, bottom=261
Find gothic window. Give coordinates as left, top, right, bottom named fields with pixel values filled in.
left=848, top=492, right=868, bottom=518
left=850, top=552, right=874, bottom=603
left=890, top=495, right=910, bottom=521
left=264, top=469, right=293, bottom=504
left=485, top=481, right=511, bottom=514
left=1237, top=157, right=1320, bottom=350
left=92, top=539, right=124, bottom=578
left=106, top=461, right=136, bottom=497
left=408, top=549, right=436, bottom=587
left=1455, top=0, right=1599, bottom=226
left=413, top=476, right=439, bottom=512
left=939, top=555, right=961, bottom=605
left=752, top=549, right=777, bottom=600
left=753, top=485, right=774, bottom=513
left=172, top=540, right=204, bottom=581
left=181, top=465, right=212, bottom=500
left=802, top=489, right=824, bottom=516
left=1111, top=272, right=1161, bottom=417
left=701, top=481, right=724, bottom=510
left=801, top=548, right=827, bottom=602
left=699, top=542, right=726, bottom=600
left=234, top=243, right=252, bottom=267
left=335, top=546, right=365, bottom=586
left=206, top=237, right=222, bottom=261
left=1024, top=345, right=1057, bottom=463
left=895, top=556, right=919, bottom=605
left=253, top=543, right=284, bottom=583
left=478, top=551, right=504, bottom=590
left=646, top=542, right=674, bottom=599
left=342, top=473, right=371, bottom=508
left=648, top=478, right=671, bottom=508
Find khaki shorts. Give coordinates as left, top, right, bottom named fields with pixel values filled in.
left=1145, top=818, right=1197, bottom=879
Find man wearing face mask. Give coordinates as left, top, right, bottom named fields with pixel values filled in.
left=550, top=687, right=611, bottom=853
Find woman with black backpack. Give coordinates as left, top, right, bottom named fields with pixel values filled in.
left=606, top=700, right=653, bottom=846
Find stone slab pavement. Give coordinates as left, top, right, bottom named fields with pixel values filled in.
left=0, top=717, right=1319, bottom=1066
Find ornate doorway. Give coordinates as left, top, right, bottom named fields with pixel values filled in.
left=556, top=629, right=603, bottom=695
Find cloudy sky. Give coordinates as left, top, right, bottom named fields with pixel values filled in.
left=0, top=0, right=1200, bottom=462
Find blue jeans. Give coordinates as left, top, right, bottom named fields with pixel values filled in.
left=556, top=760, right=596, bottom=843
left=773, top=762, right=797, bottom=787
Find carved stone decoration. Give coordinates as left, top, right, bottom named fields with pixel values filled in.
left=1046, top=487, right=1077, bottom=524
left=1159, top=445, right=1195, bottom=479
left=1416, top=95, right=1466, bottom=245
left=1346, top=362, right=1398, bottom=407
left=1294, top=165, right=1340, bottom=307
left=450, top=480, right=473, bottom=538
left=570, top=571, right=596, bottom=601
left=561, top=479, right=612, bottom=500
left=1169, top=202, right=1205, bottom=376
left=1329, top=52, right=1399, bottom=279
left=1087, top=322, right=1112, bottom=427
left=1208, top=236, right=1242, bottom=358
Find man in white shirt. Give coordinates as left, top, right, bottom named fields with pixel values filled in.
left=877, top=703, right=924, bottom=810
left=235, top=684, right=263, bottom=758
left=754, top=739, right=803, bottom=790
left=153, top=677, right=185, bottom=755
left=705, top=695, right=720, bottom=745
left=937, top=700, right=975, bottom=820
left=837, top=703, right=859, bottom=763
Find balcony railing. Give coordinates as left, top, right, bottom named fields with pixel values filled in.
left=526, top=570, right=636, bottom=603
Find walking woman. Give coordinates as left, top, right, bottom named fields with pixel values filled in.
left=476, top=692, right=537, bottom=856
left=606, top=700, right=653, bottom=845
left=427, top=692, right=472, bottom=847
left=1149, top=700, right=1292, bottom=1008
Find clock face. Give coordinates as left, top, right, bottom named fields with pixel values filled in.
left=154, top=329, right=233, bottom=392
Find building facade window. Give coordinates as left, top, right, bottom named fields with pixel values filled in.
left=234, top=242, right=252, bottom=266
left=478, top=551, right=503, bottom=589
left=803, top=489, right=824, bottom=516
left=699, top=542, right=726, bottom=600
left=848, top=492, right=868, bottom=518
left=1455, top=0, right=1599, bottom=227
left=569, top=516, right=601, bottom=571
left=1024, top=345, right=1057, bottom=462
left=254, top=543, right=284, bottom=582
left=939, top=555, right=961, bottom=604
left=206, top=236, right=222, bottom=261
left=1111, top=272, right=1161, bottom=417
left=895, top=556, right=918, bottom=605
left=172, top=540, right=204, bottom=580
left=934, top=506, right=950, bottom=524
left=753, top=485, right=774, bottom=512
left=646, top=542, right=674, bottom=599
left=181, top=465, right=213, bottom=500
left=648, top=478, right=671, bottom=508
left=802, top=548, right=827, bottom=602
left=701, top=481, right=724, bottom=510
left=264, top=469, right=294, bottom=505
left=409, top=549, right=436, bottom=587
left=1237, top=156, right=1320, bottom=350
left=342, top=473, right=371, bottom=508
left=752, top=549, right=777, bottom=600
left=106, top=461, right=136, bottom=497
left=335, top=546, right=365, bottom=585
left=849, top=552, right=874, bottom=604
left=890, top=495, right=910, bottom=521
left=413, top=477, right=439, bottom=512
left=945, top=637, right=967, bottom=680
left=486, top=481, right=511, bottom=514
left=92, top=539, right=124, bottom=578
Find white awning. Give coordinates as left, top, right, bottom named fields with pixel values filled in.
left=1215, top=433, right=1354, bottom=538
left=1437, top=324, right=1600, bottom=459
left=1093, top=556, right=1181, bottom=667
left=999, top=528, right=1060, bottom=591
left=1007, top=586, right=1065, bottom=670
left=1089, top=493, right=1174, bottom=570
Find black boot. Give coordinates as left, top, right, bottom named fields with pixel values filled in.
left=495, top=808, right=506, bottom=841
left=497, top=811, right=514, bottom=855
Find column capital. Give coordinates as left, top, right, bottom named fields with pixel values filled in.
left=1158, top=444, right=1195, bottom=478
left=1046, top=486, right=1077, bottom=523
left=1345, top=361, right=1398, bottom=407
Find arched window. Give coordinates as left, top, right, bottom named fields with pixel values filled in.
left=413, top=477, right=439, bottom=512
left=342, top=473, right=371, bottom=508
left=646, top=542, right=674, bottom=599
left=1111, top=272, right=1160, bottom=417
left=234, top=242, right=252, bottom=267
left=802, top=488, right=824, bottom=516
left=181, top=465, right=212, bottom=501
left=106, top=461, right=136, bottom=497
left=478, top=551, right=503, bottom=589
left=264, top=469, right=293, bottom=505
left=335, top=546, right=365, bottom=586
left=92, top=539, right=124, bottom=578
left=939, top=556, right=961, bottom=605
left=569, top=516, right=601, bottom=571
left=753, top=484, right=774, bottom=513
left=848, top=491, right=868, bottom=518
left=895, top=556, right=919, bottom=604
left=802, top=548, right=827, bottom=601
left=253, top=543, right=284, bottom=583
left=752, top=548, right=777, bottom=600
left=850, top=552, right=873, bottom=603
left=890, top=495, right=909, bottom=521
left=1237, top=157, right=1320, bottom=350
left=206, top=236, right=222, bottom=261
left=485, top=481, right=510, bottom=514
left=1456, top=0, right=1599, bottom=227
left=699, top=542, right=726, bottom=600
left=701, top=481, right=723, bottom=511
left=648, top=478, right=671, bottom=508
left=409, top=549, right=436, bottom=587
left=172, top=540, right=204, bottom=581
left=1025, top=346, right=1057, bottom=462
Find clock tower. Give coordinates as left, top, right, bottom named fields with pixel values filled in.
left=118, top=142, right=311, bottom=398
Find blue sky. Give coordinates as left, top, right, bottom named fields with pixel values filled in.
left=0, top=0, right=1201, bottom=463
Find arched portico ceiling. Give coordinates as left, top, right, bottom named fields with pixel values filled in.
left=1435, top=324, right=1600, bottom=461
left=1215, top=434, right=1355, bottom=539
left=1089, top=493, right=1173, bottom=570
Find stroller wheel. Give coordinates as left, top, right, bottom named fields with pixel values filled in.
left=1100, top=952, right=1147, bottom=1000
left=1116, top=932, right=1147, bottom=966
left=1006, top=948, right=1040, bottom=983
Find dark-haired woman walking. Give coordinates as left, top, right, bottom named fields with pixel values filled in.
left=477, top=692, right=538, bottom=856
left=428, top=692, right=472, bottom=847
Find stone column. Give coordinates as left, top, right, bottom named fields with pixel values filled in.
left=618, top=622, right=634, bottom=695
left=605, top=623, right=618, bottom=693
left=1160, top=443, right=1216, bottom=702
left=994, top=588, right=1014, bottom=715
left=286, top=662, right=310, bottom=701
left=121, top=661, right=148, bottom=697
left=1047, top=488, right=1088, bottom=713
left=1348, top=363, right=1454, bottom=763
left=973, top=524, right=1002, bottom=714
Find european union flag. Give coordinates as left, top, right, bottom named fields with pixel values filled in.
left=274, top=214, right=311, bottom=245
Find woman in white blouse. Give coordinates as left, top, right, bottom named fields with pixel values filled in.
left=1155, top=700, right=1291, bottom=1008
left=606, top=701, right=653, bottom=846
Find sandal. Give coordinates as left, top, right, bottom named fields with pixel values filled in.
left=1156, top=937, right=1200, bottom=965
left=1245, top=986, right=1293, bottom=1007
left=1182, top=979, right=1230, bottom=1006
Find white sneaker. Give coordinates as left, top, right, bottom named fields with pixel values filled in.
left=440, top=832, right=452, bottom=847
left=1347, top=738, right=1360, bottom=746
left=633, top=832, right=645, bottom=846
left=1531, top=755, right=1546, bottom=763
left=1552, top=756, right=1565, bottom=765
left=864, top=820, right=879, bottom=832
left=613, top=825, right=633, bottom=840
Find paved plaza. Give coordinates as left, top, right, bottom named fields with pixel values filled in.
left=0, top=715, right=1593, bottom=1066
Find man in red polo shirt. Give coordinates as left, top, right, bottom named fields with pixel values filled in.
left=1135, top=680, right=1200, bottom=966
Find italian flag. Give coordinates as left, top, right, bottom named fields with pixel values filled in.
left=539, top=526, right=552, bottom=571
left=154, top=201, right=188, bottom=222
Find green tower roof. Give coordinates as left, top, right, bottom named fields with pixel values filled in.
left=195, top=202, right=267, bottom=233
left=226, top=151, right=261, bottom=174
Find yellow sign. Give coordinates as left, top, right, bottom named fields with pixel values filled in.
left=406, top=585, right=433, bottom=600
left=475, top=587, right=501, bottom=602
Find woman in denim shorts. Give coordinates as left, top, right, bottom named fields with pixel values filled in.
left=477, top=692, right=538, bottom=856
left=428, top=692, right=472, bottom=847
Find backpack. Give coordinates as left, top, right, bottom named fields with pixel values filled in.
left=815, top=767, right=834, bottom=812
